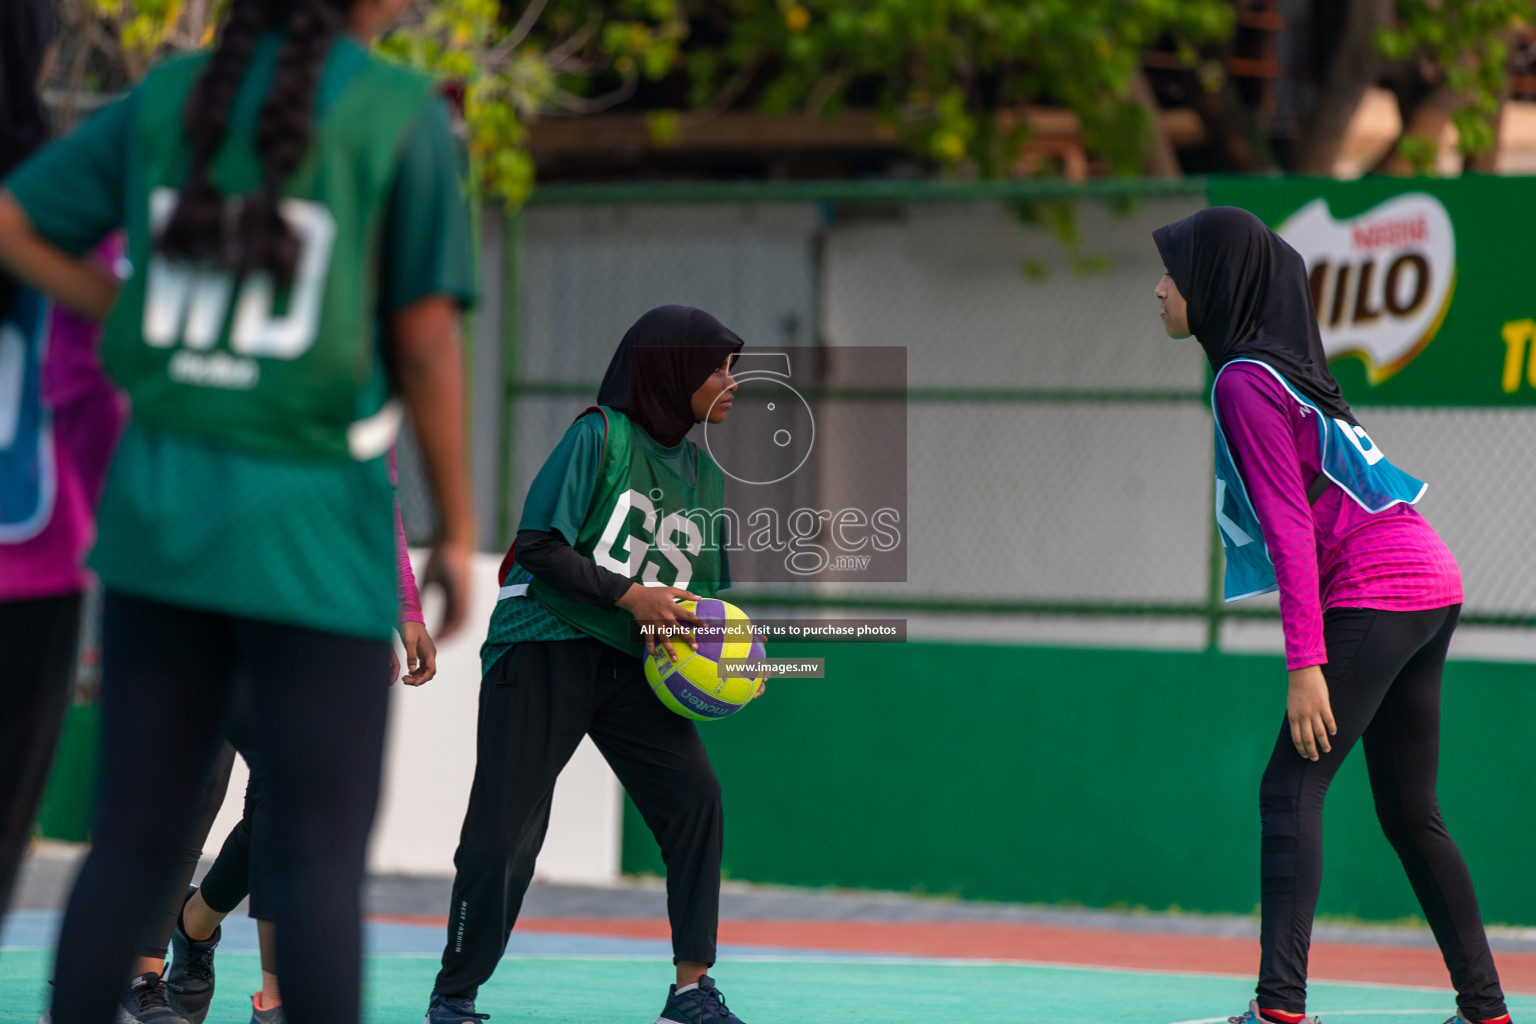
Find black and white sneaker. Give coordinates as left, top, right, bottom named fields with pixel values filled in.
left=165, top=889, right=220, bottom=1024
left=656, top=976, right=746, bottom=1024
left=116, top=972, right=190, bottom=1024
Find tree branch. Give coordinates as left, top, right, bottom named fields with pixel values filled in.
left=1127, top=67, right=1180, bottom=178
left=502, top=0, right=549, bottom=52
left=537, top=73, right=639, bottom=116
left=1293, top=0, right=1396, bottom=175
left=1374, top=80, right=1459, bottom=174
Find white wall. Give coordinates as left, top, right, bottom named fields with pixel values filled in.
left=819, top=198, right=1215, bottom=607
left=204, top=552, right=625, bottom=883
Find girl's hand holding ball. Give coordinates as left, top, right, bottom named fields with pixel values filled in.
left=617, top=584, right=706, bottom=653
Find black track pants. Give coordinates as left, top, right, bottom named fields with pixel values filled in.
left=433, top=638, right=723, bottom=999
left=1257, top=605, right=1506, bottom=1019
left=0, top=592, right=82, bottom=919
left=50, top=592, right=390, bottom=1024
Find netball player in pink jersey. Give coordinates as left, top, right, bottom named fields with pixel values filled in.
left=1153, top=206, right=1509, bottom=1024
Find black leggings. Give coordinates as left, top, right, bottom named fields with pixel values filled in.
left=199, top=762, right=259, bottom=917
left=1258, top=605, right=1505, bottom=1018
left=139, top=741, right=256, bottom=961
left=138, top=743, right=237, bottom=960
left=144, top=683, right=308, bottom=960
left=50, top=592, right=390, bottom=1024
left=0, top=592, right=82, bottom=919
left=434, top=638, right=723, bottom=999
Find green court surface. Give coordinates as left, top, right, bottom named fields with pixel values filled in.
left=3, top=950, right=1531, bottom=1024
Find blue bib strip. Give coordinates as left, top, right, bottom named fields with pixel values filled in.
left=0, top=285, right=56, bottom=543
left=1211, top=358, right=1427, bottom=603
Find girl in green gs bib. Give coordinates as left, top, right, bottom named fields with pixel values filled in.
left=425, top=306, right=756, bottom=1024
left=0, top=0, right=476, bottom=1022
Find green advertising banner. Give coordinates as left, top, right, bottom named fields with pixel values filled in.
left=1207, top=176, right=1536, bottom=406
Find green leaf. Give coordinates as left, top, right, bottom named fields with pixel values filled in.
left=647, top=109, right=682, bottom=145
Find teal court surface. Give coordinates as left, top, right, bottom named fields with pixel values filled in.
left=5, top=907, right=1536, bottom=1024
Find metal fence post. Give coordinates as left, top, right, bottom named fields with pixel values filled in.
left=1206, top=501, right=1224, bottom=653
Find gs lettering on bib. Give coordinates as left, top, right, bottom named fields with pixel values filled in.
left=592, top=488, right=708, bottom=591
left=1211, top=358, right=1427, bottom=602
left=530, top=407, right=727, bottom=656
left=0, top=285, right=56, bottom=543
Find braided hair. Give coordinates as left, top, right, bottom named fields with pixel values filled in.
left=158, top=0, right=349, bottom=283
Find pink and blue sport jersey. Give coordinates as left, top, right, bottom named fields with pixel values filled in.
left=1213, top=361, right=1462, bottom=670
left=1212, top=358, right=1427, bottom=603
left=0, top=244, right=129, bottom=602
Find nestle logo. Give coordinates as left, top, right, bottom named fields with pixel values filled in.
left=1350, top=216, right=1428, bottom=252
left=1279, top=194, right=1455, bottom=385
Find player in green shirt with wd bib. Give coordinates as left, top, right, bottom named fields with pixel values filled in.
left=426, top=306, right=756, bottom=1024
left=0, top=1, right=475, bottom=1022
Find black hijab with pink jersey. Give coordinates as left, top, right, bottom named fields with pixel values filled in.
left=597, top=305, right=744, bottom=447
left=1153, top=206, right=1357, bottom=426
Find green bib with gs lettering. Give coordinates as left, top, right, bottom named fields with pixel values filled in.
left=530, top=407, right=727, bottom=657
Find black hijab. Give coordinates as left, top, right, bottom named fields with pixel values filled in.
left=1, top=0, right=54, bottom=181
left=1, top=0, right=54, bottom=316
left=1153, top=206, right=1356, bottom=425
left=596, top=305, right=745, bottom=447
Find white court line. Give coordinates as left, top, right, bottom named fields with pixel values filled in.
left=366, top=952, right=1264, bottom=974
left=479, top=954, right=1489, bottom=999
left=361, top=949, right=1466, bottom=994
left=0, top=945, right=1475, bottom=1004
left=1169, top=1012, right=1450, bottom=1024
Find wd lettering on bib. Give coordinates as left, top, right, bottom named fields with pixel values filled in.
left=101, top=50, right=434, bottom=461
left=142, top=189, right=336, bottom=370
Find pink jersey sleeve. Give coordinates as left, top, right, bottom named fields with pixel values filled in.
left=1214, top=367, right=1327, bottom=670
left=389, top=447, right=424, bottom=625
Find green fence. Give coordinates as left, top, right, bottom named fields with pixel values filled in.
left=453, top=175, right=1536, bottom=641
left=624, top=641, right=1536, bottom=924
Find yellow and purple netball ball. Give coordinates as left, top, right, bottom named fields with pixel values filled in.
left=644, top=599, right=765, bottom=721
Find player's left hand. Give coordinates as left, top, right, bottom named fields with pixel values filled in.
left=753, top=680, right=766, bottom=699
left=1286, top=664, right=1336, bottom=761
left=394, top=619, right=438, bottom=686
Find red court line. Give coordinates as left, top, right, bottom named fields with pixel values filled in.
left=373, top=915, right=1536, bottom=993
